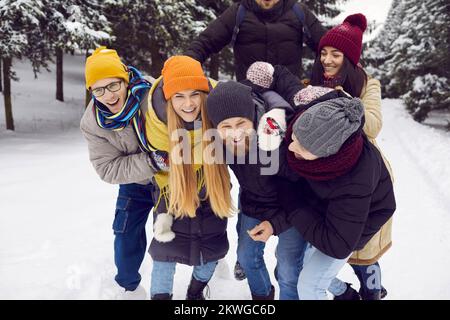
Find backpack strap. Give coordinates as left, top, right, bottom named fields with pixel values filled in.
left=230, top=4, right=247, bottom=48
left=292, top=3, right=312, bottom=43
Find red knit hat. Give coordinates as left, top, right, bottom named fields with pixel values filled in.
left=318, top=14, right=367, bottom=66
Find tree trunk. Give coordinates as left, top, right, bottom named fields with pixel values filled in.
left=85, top=50, right=91, bottom=108
left=56, top=48, right=64, bottom=102
left=0, top=58, right=3, bottom=92
left=209, top=54, right=219, bottom=80
left=150, top=38, right=165, bottom=77
left=3, top=57, right=14, bottom=131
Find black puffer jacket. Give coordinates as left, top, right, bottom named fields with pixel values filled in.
left=229, top=91, right=297, bottom=234
left=185, top=0, right=326, bottom=81
left=273, top=137, right=396, bottom=259
left=149, top=185, right=229, bottom=266
left=148, top=80, right=229, bottom=266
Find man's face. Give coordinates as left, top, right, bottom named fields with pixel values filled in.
left=255, top=0, right=280, bottom=10
left=288, top=134, right=319, bottom=161
left=217, top=117, right=255, bottom=156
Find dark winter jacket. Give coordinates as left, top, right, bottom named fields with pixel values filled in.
left=273, top=136, right=396, bottom=259
left=149, top=184, right=229, bottom=266
left=147, top=79, right=229, bottom=266
left=185, top=0, right=326, bottom=81
left=228, top=90, right=297, bottom=234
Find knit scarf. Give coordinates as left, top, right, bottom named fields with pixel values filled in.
left=93, top=66, right=151, bottom=152
left=145, top=76, right=205, bottom=210
left=322, top=73, right=344, bottom=89
left=286, top=112, right=364, bottom=181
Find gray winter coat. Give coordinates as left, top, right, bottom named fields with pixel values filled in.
left=80, top=89, right=157, bottom=185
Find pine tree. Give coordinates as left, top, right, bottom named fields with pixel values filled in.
left=42, top=0, right=111, bottom=102
left=104, top=0, right=213, bottom=76
left=366, top=0, right=450, bottom=122
left=0, top=0, right=47, bottom=131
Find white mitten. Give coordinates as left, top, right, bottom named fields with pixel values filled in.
left=246, top=61, right=275, bottom=88
left=153, top=213, right=175, bottom=243
left=257, top=108, right=286, bottom=151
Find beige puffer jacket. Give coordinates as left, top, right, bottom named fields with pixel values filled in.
left=348, top=77, right=394, bottom=265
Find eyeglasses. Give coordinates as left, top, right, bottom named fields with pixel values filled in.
left=91, top=81, right=123, bottom=98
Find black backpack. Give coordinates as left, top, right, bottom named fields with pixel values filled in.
left=230, top=2, right=312, bottom=48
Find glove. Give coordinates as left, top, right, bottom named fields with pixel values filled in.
left=246, top=61, right=275, bottom=89
left=293, top=85, right=334, bottom=106
left=257, top=108, right=286, bottom=151
left=153, top=213, right=175, bottom=243
left=149, top=150, right=169, bottom=172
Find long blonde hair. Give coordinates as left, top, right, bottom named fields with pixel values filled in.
left=166, top=92, right=235, bottom=219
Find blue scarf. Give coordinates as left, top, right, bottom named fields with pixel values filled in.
left=93, top=66, right=151, bottom=152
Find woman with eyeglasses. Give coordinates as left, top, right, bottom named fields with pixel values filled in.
left=80, top=47, right=164, bottom=299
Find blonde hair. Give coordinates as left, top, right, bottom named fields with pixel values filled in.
left=166, top=92, right=235, bottom=219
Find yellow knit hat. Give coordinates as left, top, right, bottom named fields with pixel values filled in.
left=85, top=46, right=129, bottom=90
left=162, top=56, right=209, bottom=99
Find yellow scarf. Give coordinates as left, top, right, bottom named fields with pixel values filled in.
left=145, top=76, right=207, bottom=210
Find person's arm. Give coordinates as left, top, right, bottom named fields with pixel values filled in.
left=80, top=122, right=157, bottom=185
left=299, top=3, right=327, bottom=52
left=287, top=185, right=372, bottom=259
left=361, top=78, right=383, bottom=140
left=246, top=62, right=304, bottom=108
left=184, top=4, right=238, bottom=64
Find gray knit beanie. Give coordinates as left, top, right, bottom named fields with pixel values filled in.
left=292, top=97, right=364, bottom=158
left=206, top=81, right=255, bottom=127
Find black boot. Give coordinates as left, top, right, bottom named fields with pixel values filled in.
left=251, top=285, right=275, bottom=300
left=186, top=276, right=209, bottom=300
left=334, top=283, right=361, bottom=300
left=359, top=289, right=381, bottom=300
left=380, top=286, right=388, bottom=299
left=234, top=261, right=247, bottom=281
left=151, top=293, right=173, bottom=300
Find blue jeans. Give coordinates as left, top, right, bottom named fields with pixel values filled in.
left=237, top=213, right=306, bottom=299
left=351, top=262, right=382, bottom=294
left=275, top=227, right=307, bottom=300
left=298, top=243, right=350, bottom=300
left=150, top=260, right=218, bottom=296
left=113, top=183, right=154, bottom=291
left=328, top=262, right=383, bottom=297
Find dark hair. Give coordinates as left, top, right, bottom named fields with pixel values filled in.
left=310, top=55, right=368, bottom=98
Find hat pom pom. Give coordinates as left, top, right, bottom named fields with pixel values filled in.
left=344, top=13, right=367, bottom=32
left=345, top=98, right=364, bottom=122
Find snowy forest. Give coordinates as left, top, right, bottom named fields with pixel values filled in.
left=1, top=0, right=450, bottom=301
left=1, top=0, right=448, bottom=131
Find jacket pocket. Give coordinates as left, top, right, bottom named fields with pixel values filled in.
left=112, top=196, right=130, bottom=234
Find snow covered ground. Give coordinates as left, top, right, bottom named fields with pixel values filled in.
left=1, top=55, right=450, bottom=299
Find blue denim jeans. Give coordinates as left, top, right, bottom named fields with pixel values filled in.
left=351, top=262, right=382, bottom=294
left=113, top=183, right=154, bottom=291
left=328, top=262, right=383, bottom=297
left=275, top=227, right=307, bottom=300
left=237, top=213, right=306, bottom=299
left=297, top=243, right=350, bottom=300
left=150, top=260, right=218, bottom=296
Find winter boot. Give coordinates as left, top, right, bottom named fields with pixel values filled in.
left=251, top=285, right=275, bottom=300
left=334, top=283, right=361, bottom=300
left=151, top=293, right=173, bottom=300
left=359, top=288, right=381, bottom=300
left=234, top=261, right=247, bottom=281
left=380, top=286, right=388, bottom=299
left=186, top=276, right=209, bottom=300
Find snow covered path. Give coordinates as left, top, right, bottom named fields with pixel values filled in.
left=1, top=57, right=449, bottom=299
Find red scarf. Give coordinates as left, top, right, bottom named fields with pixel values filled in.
left=322, top=73, right=343, bottom=89
left=285, top=112, right=364, bottom=181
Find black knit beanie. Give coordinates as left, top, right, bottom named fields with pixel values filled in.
left=206, top=81, right=255, bottom=127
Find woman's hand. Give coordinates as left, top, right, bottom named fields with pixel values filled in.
left=248, top=221, right=274, bottom=242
